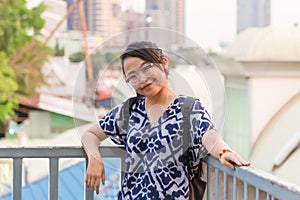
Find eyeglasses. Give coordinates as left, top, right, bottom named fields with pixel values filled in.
left=125, top=63, right=155, bottom=85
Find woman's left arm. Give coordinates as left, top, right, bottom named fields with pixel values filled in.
left=202, top=129, right=250, bottom=168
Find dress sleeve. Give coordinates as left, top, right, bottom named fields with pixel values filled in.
left=99, top=103, right=127, bottom=145
left=190, top=99, right=215, bottom=158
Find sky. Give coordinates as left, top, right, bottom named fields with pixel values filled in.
left=185, top=0, right=300, bottom=48
left=27, top=0, right=300, bottom=48
left=185, top=0, right=236, bottom=48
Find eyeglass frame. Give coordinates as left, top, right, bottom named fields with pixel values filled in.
left=124, top=62, right=159, bottom=85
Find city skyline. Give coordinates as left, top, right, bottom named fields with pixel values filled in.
left=27, top=0, right=300, bottom=48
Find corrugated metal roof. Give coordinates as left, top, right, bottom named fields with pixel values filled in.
left=1, top=158, right=120, bottom=200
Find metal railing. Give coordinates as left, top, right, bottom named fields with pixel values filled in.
left=0, top=146, right=300, bottom=200
left=203, top=156, right=300, bottom=200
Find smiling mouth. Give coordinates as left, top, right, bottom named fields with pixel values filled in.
left=141, top=83, right=152, bottom=90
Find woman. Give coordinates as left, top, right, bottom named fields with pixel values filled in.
left=81, top=41, right=250, bottom=199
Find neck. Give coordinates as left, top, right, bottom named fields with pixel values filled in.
left=146, top=88, right=177, bottom=107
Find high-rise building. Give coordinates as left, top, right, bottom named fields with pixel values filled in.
left=237, top=0, right=271, bottom=33
left=145, top=0, right=184, bottom=33
left=65, top=0, right=185, bottom=48
left=66, top=0, right=122, bottom=41
left=144, top=0, right=185, bottom=48
left=66, top=0, right=82, bottom=31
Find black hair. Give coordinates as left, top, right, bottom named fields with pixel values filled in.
left=120, top=41, right=165, bottom=75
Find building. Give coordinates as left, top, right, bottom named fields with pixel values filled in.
left=145, top=0, right=184, bottom=34
left=237, top=0, right=271, bottom=33
left=214, top=25, right=300, bottom=186
left=144, top=0, right=185, bottom=47
left=66, top=0, right=123, bottom=41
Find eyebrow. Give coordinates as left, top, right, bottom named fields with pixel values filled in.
left=126, top=61, right=147, bottom=76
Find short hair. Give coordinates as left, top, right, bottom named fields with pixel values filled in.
left=120, top=41, right=165, bottom=75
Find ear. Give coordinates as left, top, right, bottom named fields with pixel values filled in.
left=160, top=56, right=169, bottom=76
left=161, top=56, right=168, bottom=69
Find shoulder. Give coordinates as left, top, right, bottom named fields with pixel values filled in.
left=177, top=95, right=201, bottom=106
left=178, top=95, right=210, bottom=113
left=123, top=96, right=145, bottom=111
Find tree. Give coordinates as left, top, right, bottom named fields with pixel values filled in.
left=0, top=0, right=53, bottom=120
left=9, top=39, right=53, bottom=95
left=0, top=53, right=18, bottom=120
left=0, top=0, right=46, bottom=55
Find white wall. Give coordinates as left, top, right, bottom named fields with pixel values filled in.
left=249, top=77, right=300, bottom=143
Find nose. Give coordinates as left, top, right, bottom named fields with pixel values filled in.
left=138, top=74, right=148, bottom=84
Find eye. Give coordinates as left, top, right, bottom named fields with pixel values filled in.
left=141, top=64, right=153, bottom=75
left=127, top=73, right=138, bottom=81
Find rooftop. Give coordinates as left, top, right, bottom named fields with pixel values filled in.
left=223, top=26, right=300, bottom=61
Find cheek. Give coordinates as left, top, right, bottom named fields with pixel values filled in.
left=155, top=71, right=167, bottom=83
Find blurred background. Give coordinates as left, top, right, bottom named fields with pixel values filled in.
left=0, top=0, right=300, bottom=199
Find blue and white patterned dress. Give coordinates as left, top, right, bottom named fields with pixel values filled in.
left=99, top=95, right=214, bottom=200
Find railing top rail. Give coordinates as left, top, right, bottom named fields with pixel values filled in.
left=0, top=146, right=124, bottom=158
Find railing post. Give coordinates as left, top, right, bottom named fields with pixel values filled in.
left=49, top=158, right=59, bottom=200
left=223, top=172, right=228, bottom=200
left=85, top=186, right=94, bottom=200
left=206, top=163, right=211, bottom=200
left=85, top=158, right=94, bottom=200
left=120, top=150, right=126, bottom=182
left=214, top=168, right=219, bottom=200
left=244, top=182, right=248, bottom=200
left=255, top=187, right=260, bottom=200
left=13, top=158, right=22, bottom=200
left=233, top=176, right=237, bottom=200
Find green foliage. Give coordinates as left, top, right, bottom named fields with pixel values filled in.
left=10, top=40, right=53, bottom=95
left=0, top=0, right=47, bottom=56
left=0, top=0, right=53, bottom=119
left=69, top=51, right=86, bottom=63
left=0, top=53, right=18, bottom=120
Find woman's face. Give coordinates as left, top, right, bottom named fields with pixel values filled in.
left=123, top=56, right=168, bottom=97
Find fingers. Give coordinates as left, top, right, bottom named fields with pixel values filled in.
left=85, top=160, right=105, bottom=194
left=95, top=177, right=100, bottom=194
left=102, top=171, right=106, bottom=185
left=233, top=153, right=251, bottom=166
left=220, top=152, right=250, bottom=169
left=85, top=173, right=105, bottom=194
left=220, top=158, right=235, bottom=169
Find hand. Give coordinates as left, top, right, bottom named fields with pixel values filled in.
left=85, top=157, right=105, bottom=194
left=219, top=151, right=250, bottom=169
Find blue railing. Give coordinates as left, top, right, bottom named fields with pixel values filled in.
left=0, top=146, right=299, bottom=200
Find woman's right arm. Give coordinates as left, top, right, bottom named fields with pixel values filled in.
left=81, top=123, right=108, bottom=194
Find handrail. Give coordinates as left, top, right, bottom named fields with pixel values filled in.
left=0, top=146, right=300, bottom=200
left=0, top=146, right=125, bottom=200
left=203, top=156, right=300, bottom=200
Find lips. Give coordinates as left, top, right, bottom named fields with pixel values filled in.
left=141, top=83, right=152, bottom=90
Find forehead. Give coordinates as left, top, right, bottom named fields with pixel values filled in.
left=123, top=57, right=145, bottom=73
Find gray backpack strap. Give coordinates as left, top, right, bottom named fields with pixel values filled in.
left=182, top=96, right=196, bottom=154
left=122, top=96, right=138, bottom=131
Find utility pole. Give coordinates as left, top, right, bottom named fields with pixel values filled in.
left=44, top=0, right=94, bottom=81
left=78, top=0, right=94, bottom=81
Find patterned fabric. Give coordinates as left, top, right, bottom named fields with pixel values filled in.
left=99, top=95, right=214, bottom=200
